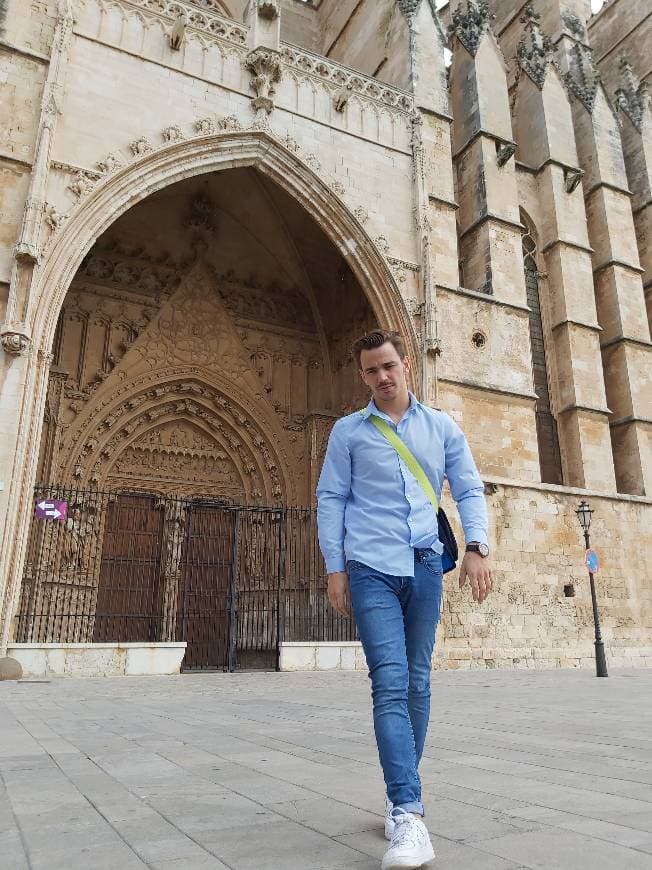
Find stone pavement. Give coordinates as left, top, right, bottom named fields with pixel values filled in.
left=1, top=668, right=651, bottom=870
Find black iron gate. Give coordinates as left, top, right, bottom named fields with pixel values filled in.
left=16, top=486, right=356, bottom=671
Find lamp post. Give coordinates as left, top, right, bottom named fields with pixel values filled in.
left=575, top=501, right=608, bottom=678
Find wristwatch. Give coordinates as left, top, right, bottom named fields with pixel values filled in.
left=466, top=542, right=489, bottom=557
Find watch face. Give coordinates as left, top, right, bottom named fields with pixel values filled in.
left=478, top=543, right=490, bottom=557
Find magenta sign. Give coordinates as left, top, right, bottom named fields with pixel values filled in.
left=35, top=499, right=68, bottom=521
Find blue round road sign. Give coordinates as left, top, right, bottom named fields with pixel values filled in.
left=585, top=548, right=600, bottom=573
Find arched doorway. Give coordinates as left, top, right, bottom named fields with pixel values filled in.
left=7, top=133, right=416, bottom=667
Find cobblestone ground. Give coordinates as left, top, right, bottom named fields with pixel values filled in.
left=1, top=668, right=651, bottom=869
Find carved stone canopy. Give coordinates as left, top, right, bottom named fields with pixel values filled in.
left=448, top=0, right=493, bottom=57
left=517, top=3, right=553, bottom=89
left=615, top=56, right=649, bottom=131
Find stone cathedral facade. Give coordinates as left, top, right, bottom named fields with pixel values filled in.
left=0, top=0, right=650, bottom=671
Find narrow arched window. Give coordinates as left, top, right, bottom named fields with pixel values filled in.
left=521, top=213, right=563, bottom=485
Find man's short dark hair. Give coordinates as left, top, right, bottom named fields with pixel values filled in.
left=351, top=330, right=407, bottom=369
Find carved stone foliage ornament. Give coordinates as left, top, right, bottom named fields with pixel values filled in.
left=561, top=10, right=585, bottom=39
left=130, top=136, right=154, bottom=157
left=97, top=153, right=122, bottom=174
left=615, top=56, right=649, bottom=131
left=565, top=43, right=600, bottom=112
left=162, top=124, right=185, bottom=142
left=449, top=0, right=493, bottom=57
left=244, top=48, right=282, bottom=114
left=517, top=3, right=553, bottom=89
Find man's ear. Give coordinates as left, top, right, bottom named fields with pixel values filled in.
left=402, top=356, right=411, bottom=372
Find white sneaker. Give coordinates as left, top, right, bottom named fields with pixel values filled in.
left=384, top=796, right=395, bottom=841
left=381, top=809, right=435, bottom=870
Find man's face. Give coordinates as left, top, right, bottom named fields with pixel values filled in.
left=359, top=341, right=410, bottom=404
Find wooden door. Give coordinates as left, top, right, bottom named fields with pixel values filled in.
left=93, top=494, right=164, bottom=642
left=177, top=505, right=234, bottom=670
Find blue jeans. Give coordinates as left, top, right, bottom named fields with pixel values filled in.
left=347, top=550, right=443, bottom=817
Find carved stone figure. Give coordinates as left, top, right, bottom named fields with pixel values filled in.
left=496, top=141, right=516, bottom=167
left=169, top=11, right=188, bottom=51
left=1, top=330, right=30, bottom=355
left=334, top=83, right=353, bottom=112
left=44, top=203, right=65, bottom=230
left=257, top=0, right=279, bottom=20
left=68, top=170, right=95, bottom=199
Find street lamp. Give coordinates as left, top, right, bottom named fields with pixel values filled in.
left=575, top=501, right=608, bottom=678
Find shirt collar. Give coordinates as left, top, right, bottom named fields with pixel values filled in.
left=361, top=392, right=419, bottom=421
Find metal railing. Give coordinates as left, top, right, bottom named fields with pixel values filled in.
left=16, top=486, right=356, bottom=671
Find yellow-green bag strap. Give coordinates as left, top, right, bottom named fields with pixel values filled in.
left=363, top=412, right=440, bottom=514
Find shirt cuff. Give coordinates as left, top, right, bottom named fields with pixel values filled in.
left=325, top=555, right=346, bottom=573
left=464, top=528, right=489, bottom=546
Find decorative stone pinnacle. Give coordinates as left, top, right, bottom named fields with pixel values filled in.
left=564, top=43, right=600, bottom=112
left=448, top=0, right=493, bottom=57
left=517, top=2, right=553, bottom=89
left=615, top=56, right=649, bottom=131
left=398, top=0, right=423, bottom=21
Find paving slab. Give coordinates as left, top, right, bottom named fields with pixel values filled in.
left=0, top=668, right=651, bottom=869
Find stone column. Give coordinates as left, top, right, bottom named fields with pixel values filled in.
left=444, top=0, right=539, bottom=482
left=512, top=5, right=615, bottom=491
left=397, top=1, right=455, bottom=406
left=0, top=2, right=75, bottom=668
left=614, top=58, right=652, bottom=334
left=552, top=9, right=652, bottom=495
left=244, top=0, right=282, bottom=127
left=1, top=0, right=74, bottom=349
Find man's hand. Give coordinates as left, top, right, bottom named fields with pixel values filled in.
left=459, top=552, right=493, bottom=603
left=327, top=571, right=351, bottom=617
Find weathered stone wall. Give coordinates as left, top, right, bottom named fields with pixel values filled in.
left=438, top=479, right=652, bottom=670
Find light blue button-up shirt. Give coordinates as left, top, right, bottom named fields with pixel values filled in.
left=316, top=393, right=488, bottom=577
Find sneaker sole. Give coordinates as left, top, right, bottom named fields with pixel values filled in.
left=384, top=818, right=395, bottom=841
left=381, top=843, right=435, bottom=870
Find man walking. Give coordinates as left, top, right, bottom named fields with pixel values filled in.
left=316, top=330, right=492, bottom=870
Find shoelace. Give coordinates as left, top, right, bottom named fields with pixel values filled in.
left=390, top=811, right=422, bottom=848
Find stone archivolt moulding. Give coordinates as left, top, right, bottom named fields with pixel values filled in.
left=60, top=376, right=288, bottom=502
left=46, top=118, right=355, bottom=249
